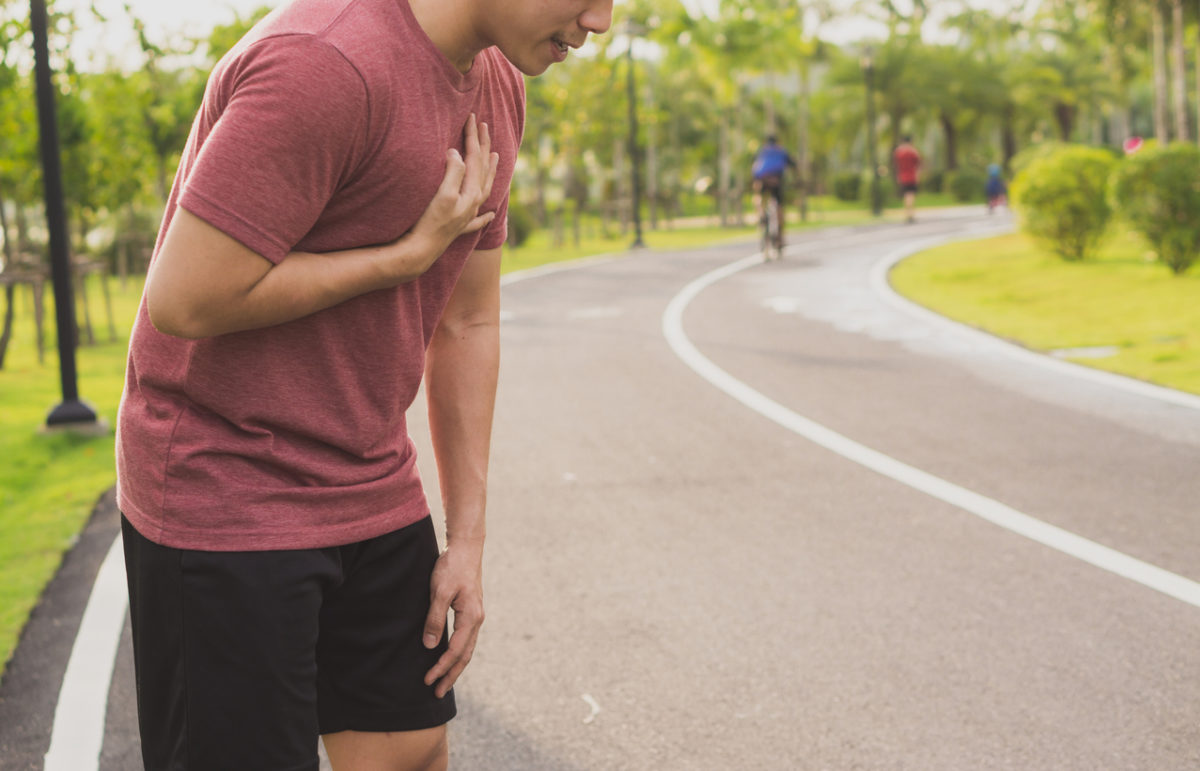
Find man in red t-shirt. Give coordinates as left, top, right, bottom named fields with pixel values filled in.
left=115, top=0, right=612, bottom=767
left=893, top=135, right=921, bottom=223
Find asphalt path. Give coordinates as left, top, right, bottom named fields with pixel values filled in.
left=3, top=208, right=1198, bottom=770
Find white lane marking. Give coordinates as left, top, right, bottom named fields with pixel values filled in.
left=869, top=242, right=1200, bottom=411
left=44, top=534, right=128, bottom=771
left=762, top=296, right=804, bottom=314
left=581, top=693, right=601, bottom=724
left=663, top=250, right=1200, bottom=610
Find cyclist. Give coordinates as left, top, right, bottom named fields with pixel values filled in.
left=751, top=134, right=797, bottom=251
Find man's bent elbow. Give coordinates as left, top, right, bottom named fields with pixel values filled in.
left=145, top=283, right=214, bottom=339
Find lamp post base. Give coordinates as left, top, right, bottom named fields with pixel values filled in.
left=44, top=399, right=108, bottom=435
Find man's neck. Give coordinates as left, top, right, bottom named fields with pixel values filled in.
left=407, top=0, right=487, bottom=72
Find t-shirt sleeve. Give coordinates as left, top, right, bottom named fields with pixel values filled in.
left=180, top=35, right=370, bottom=263
left=474, top=198, right=509, bottom=251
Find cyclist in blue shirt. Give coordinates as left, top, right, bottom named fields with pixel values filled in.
left=751, top=134, right=797, bottom=246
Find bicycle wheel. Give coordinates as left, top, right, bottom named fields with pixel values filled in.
left=763, top=199, right=780, bottom=260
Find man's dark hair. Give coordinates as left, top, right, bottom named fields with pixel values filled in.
left=902, top=134, right=913, bottom=143
left=766, top=134, right=778, bottom=144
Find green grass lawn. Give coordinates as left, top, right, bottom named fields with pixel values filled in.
left=1, top=273, right=136, bottom=673
left=890, top=226, right=1200, bottom=395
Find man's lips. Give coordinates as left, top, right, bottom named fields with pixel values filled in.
left=552, top=35, right=585, bottom=53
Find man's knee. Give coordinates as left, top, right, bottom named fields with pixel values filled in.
left=323, top=726, right=449, bottom=771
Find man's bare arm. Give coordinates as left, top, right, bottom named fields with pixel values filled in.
left=420, top=244, right=501, bottom=698
left=146, top=116, right=498, bottom=339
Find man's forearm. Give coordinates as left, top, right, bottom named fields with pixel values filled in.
left=147, top=209, right=447, bottom=339
left=424, top=315, right=500, bottom=545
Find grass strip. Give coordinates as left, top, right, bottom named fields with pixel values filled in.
left=890, top=226, right=1200, bottom=395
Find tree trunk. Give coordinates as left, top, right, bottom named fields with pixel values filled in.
left=1055, top=103, right=1076, bottom=141
left=1195, top=14, right=1200, bottom=146
left=0, top=284, right=13, bottom=370
left=613, top=137, right=627, bottom=235
left=0, top=196, right=13, bottom=369
left=940, top=113, right=959, bottom=170
left=1172, top=0, right=1189, bottom=141
left=764, top=72, right=776, bottom=136
left=797, top=66, right=810, bottom=222
left=1002, top=104, right=1017, bottom=172
left=734, top=84, right=747, bottom=225
left=1153, top=1, right=1170, bottom=141
left=15, top=203, right=30, bottom=256
left=157, top=152, right=170, bottom=204
left=533, top=132, right=548, bottom=226
left=718, top=115, right=731, bottom=227
left=647, top=119, right=659, bottom=230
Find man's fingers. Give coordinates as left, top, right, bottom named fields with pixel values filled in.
left=423, top=590, right=450, bottom=650
left=439, top=148, right=467, bottom=197
left=483, top=152, right=499, bottom=200
left=460, top=211, right=496, bottom=235
left=461, top=120, right=487, bottom=197
left=479, top=121, right=492, bottom=185
left=424, top=613, right=483, bottom=697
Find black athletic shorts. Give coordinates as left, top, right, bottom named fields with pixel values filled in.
left=899, top=181, right=919, bottom=194
left=121, top=515, right=456, bottom=771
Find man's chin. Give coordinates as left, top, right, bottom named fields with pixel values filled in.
left=497, top=48, right=552, bottom=77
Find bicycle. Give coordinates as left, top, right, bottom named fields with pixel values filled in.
left=761, top=195, right=783, bottom=261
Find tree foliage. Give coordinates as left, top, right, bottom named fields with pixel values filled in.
left=0, top=0, right=1193, bottom=271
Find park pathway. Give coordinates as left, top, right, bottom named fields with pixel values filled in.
left=2, top=208, right=1199, bottom=769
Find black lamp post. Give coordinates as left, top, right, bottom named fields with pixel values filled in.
left=862, top=47, right=882, bottom=217
left=624, top=20, right=645, bottom=249
left=31, top=0, right=99, bottom=429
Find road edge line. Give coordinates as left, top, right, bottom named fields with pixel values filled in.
left=43, top=532, right=127, bottom=771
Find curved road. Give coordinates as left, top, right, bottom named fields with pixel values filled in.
left=3, top=209, right=1198, bottom=770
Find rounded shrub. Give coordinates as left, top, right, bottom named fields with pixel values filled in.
left=506, top=198, right=536, bottom=248
left=1111, top=141, right=1200, bottom=275
left=1009, top=141, right=1067, bottom=177
left=946, top=168, right=986, bottom=202
left=833, top=172, right=861, bottom=202
left=1010, top=145, right=1116, bottom=262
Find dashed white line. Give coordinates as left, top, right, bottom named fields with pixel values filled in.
left=662, top=246, right=1200, bottom=610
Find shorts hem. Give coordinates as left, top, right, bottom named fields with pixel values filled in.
left=319, top=698, right=457, bottom=736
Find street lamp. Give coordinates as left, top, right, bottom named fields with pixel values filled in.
left=31, top=0, right=100, bottom=429
left=861, top=46, right=882, bottom=217
left=624, top=18, right=646, bottom=249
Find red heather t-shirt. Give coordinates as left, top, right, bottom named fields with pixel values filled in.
left=894, top=144, right=920, bottom=184
left=116, top=0, right=525, bottom=551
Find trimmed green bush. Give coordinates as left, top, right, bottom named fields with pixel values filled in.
left=833, top=172, right=861, bottom=202
left=1111, top=141, right=1200, bottom=275
left=1009, top=141, right=1067, bottom=177
left=946, top=168, right=986, bottom=202
left=506, top=199, right=536, bottom=248
left=1011, top=145, right=1116, bottom=262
